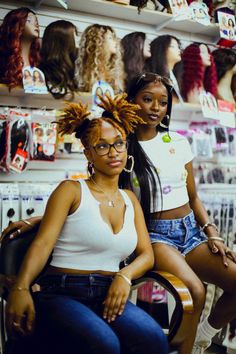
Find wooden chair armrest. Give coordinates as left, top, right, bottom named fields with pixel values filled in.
left=132, top=270, right=193, bottom=346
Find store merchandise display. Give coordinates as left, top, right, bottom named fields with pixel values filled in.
left=121, top=31, right=151, bottom=91
left=77, top=24, right=125, bottom=92
left=181, top=42, right=217, bottom=103
left=0, top=7, right=40, bottom=89
left=212, top=48, right=236, bottom=106
left=39, top=20, right=79, bottom=99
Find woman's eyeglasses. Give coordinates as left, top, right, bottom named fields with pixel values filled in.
left=136, top=72, right=173, bottom=88
left=92, top=140, right=128, bottom=156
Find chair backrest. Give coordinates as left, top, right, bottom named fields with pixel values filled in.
left=0, top=225, right=49, bottom=277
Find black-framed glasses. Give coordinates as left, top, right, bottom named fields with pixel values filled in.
left=92, top=140, right=128, bottom=156
left=136, top=72, right=173, bottom=88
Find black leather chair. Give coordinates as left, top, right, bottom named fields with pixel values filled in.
left=0, top=226, right=193, bottom=354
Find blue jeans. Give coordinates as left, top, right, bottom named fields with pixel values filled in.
left=33, top=274, right=168, bottom=354
left=148, top=211, right=207, bottom=256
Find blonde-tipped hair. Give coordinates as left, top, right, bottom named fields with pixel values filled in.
left=77, top=24, right=125, bottom=93
left=56, top=93, right=144, bottom=147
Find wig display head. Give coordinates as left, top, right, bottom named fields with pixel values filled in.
left=127, top=72, right=173, bottom=131
left=212, top=48, right=236, bottom=82
left=40, top=20, right=79, bottom=99
left=181, top=42, right=217, bottom=100
left=121, top=32, right=150, bottom=91
left=77, top=24, right=125, bottom=93
left=0, top=7, right=40, bottom=89
left=145, top=35, right=181, bottom=77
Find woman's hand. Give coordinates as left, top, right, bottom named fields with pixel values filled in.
left=103, top=275, right=131, bottom=323
left=6, top=289, right=35, bottom=337
left=0, top=220, right=34, bottom=241
left=208, top=238, right=236, bottom=267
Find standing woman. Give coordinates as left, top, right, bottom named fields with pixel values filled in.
left=119, top=72, right=236, bottom=354
left=5, top=94, right=168, bottom=354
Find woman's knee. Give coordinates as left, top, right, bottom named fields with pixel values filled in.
left=188, top=281, right=206, bottom=312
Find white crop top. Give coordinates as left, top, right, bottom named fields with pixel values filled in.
left=131, top=132, right=194, bottom=212
left=50, top=179, right=138, bottom=272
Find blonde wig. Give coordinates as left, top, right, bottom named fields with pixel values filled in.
left=77, top=24, right=125, bottom=93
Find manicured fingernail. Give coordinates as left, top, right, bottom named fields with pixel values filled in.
left=9, top=234, right=14, bottom=239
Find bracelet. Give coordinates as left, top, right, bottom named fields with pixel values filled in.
left=21, top=219, right=33, bottom=227
left=201, top=222, right=218, bottom=233
left=208, top=236, right=225, bottom=243
left=11, top=286, right=29, bottom=291
left=116, top=272, right=132, bottom=286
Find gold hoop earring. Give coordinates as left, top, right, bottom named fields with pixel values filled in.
left=159, top=115, right=169, bottom=129
left=124, top=155, right=134, bottom=173
left=87, top=162, right=94, bottom=176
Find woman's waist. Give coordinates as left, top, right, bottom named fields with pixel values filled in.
left=45, top=265, right=116, bottom=277
left=150, top=203, right=192, bottom=220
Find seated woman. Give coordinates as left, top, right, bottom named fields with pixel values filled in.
left=5, top=94, right=168, bottom=354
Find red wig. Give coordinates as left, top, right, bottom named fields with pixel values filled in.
left=0, top=7, right=40, bottom=89
left=181, top=43, right=217, bottom=100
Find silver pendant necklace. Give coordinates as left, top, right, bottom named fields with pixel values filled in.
left=90, top=177, right=119, bottom=207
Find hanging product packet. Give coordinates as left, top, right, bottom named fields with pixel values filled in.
left=6, top=109, right=31, bottom=173
left=31, top=109, right=57, bottom=161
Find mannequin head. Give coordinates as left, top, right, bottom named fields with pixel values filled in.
left=212, top=48, right=236, bottom=81
left=0, top=7, right=40, bottom=89
left=40, top=20, right=78, bottom=99
left=145, top=35, right=181, bottom=77
left=212, top=48, right=236, bottom=102
left=121, top=32, right=151, bottom=91
left=181, top=42, right=217, bottom=101
left=77, top=24, right=125, bottom=92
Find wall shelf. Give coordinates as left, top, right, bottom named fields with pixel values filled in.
left=0, top=85, right=92, bottom=109
left=5, top=0, right=220, bottom=41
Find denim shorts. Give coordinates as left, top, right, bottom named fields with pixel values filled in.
left=148, top=211, right=207, bottom=256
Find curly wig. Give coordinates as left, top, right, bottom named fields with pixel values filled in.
left=145, top=35, right=181, bottom=77
left=212, top=48, right=236, bottom=82
left=39, top=20, right=79, bottom=99
left=0, top=7, right=40, bottom=89
left=77, top=24, right=125, bottom=93
left=57, top=93, right=144, bottom=149
left=121, top=32, right=147, bottom=91
left=181, top=43, right=217, bottom=100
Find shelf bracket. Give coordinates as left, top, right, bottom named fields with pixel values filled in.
left=155, top=17, right=174, bottom=32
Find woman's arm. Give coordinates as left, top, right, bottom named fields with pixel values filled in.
left=6, top=180, right=80, bottom=335
left=103, top=190, right=154, bottom=322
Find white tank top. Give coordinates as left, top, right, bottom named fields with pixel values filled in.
left=50, top=179, right=138, bottom=272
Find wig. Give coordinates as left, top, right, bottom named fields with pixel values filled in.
left=145, top=35, right=181, bottom=77
left=119, top=73, right=173, bottom=223
left=39, top=20, right=79, bottom=99
left=57, top=94, right=144, bottom=163
left=181, top=43, right=217, bottom=101
left=0, top=7, right=40, bottom=89
left=212, top=48, right=236, bottom=82
left=121, top=32, right=146, bottom=91
left=77, top=24, right=125, bottom=93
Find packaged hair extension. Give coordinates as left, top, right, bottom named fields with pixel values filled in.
left=31, top=122, right=57, bottom=161
left=6, top=109, right=31, bottom=173
left=31, top=109, right=57, bottom=161
left=0, top=108, right=8, bottom=172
